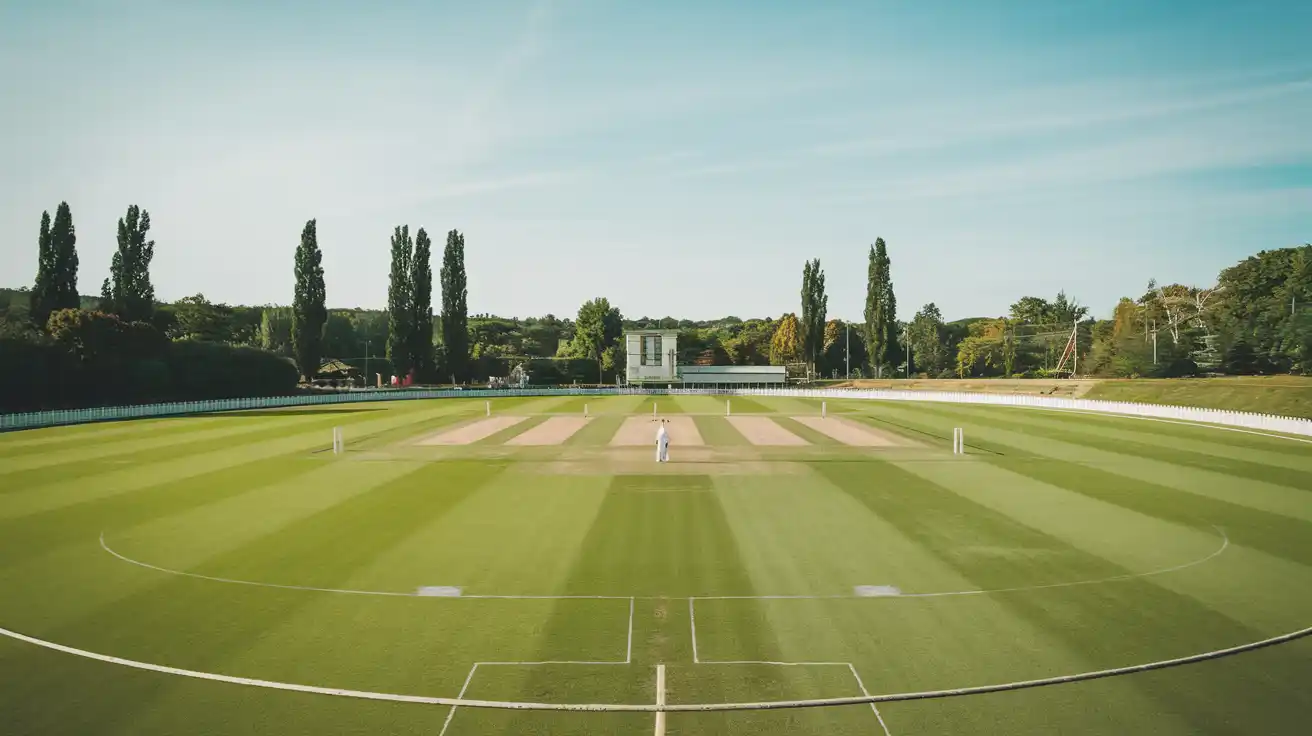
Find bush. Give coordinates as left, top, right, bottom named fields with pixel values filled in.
left=0, top=309, right=299, bottom=413
left=166, top=340, right=299, bottom=399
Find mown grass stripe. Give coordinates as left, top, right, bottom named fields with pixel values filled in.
left=986, top=456, right=1312, bottom=568
left=0, top=455, right=325, bottom=571
left=909, top=402, right=1312, bottom=493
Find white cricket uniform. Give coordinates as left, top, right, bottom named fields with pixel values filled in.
left=656, top=424, right=670, bottom=463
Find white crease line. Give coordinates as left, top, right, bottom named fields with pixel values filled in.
left=688, top=598, right=699, bottom=663
left=627, top=597, right=635, bottom=664
left=654, top=664, right=667, bottom=736
left=439, top=663, right=480, bottom=736
left=848, top=663, right=893, bottom=736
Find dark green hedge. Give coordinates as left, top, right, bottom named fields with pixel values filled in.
left=0, top=309, right=299, bottom=414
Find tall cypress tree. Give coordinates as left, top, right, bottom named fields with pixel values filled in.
left=291, top=219, right=327, bottom=380
left=30, top=210, right=55, bottom=327
left=50, top=202, right=79, bottom=315
left=440, top=229, right=469, bottom=383
left=410, top=228, right=433, bottom=381
left=106, top=205, right=156, bottom=322
left=800, top=258, right=827, bottom=374
left=863, top=238, right=900, bottom=376
left=387, top=225, right=414, bottom=380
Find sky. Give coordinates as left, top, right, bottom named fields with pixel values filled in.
left=1, top=0, right=1309, bottom=323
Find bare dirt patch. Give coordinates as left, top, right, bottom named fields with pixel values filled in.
left=726, top=416, right=809, bottom=446
left=792, top=416, right=899, bottom=447
left=416, top=416, right=527, bottom=446
left=504, top=416, right=590, bottom=446
left=609, top=416, right=655, bottom=446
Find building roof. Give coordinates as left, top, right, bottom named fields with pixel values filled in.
left=624, top=328, right=680, bottom=336
left=679, top=365, right=786, bottom=374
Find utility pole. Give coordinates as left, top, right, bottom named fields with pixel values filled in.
left=904, top=324, right=911, bottom=378
left=364, top=339, right=370, bottom=388
left=845, top=322, right=850, bottom=380
left=1151, top=330, right=1157, bottom=365
left=1072, top=318, right=1079, bottom=377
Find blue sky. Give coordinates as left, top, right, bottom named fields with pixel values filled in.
left=2, top=0, right=1309, bottom=322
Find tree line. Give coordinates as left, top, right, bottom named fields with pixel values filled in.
left=3, top=198, right=1309, bottom=412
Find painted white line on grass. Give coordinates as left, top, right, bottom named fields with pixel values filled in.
left=104, top=525, right=1228, bottom=604
left=101, top=532, right=629, bottom=600
left=654, top=664, right=667, bottom=736
left=1, top=620, right=1309, bottom=712
left=695, top=526, right=1230, bottom=602
left=627, top=597, right=635, bottom=663
left=688, top=598, right=699, bottom=663
left=848, top=663, right=893, bottom=736
left=439, top=663, right=480, bottom=736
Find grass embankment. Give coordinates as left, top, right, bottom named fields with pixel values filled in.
left=828, top=376, right=1312, bottom=418
left=1085, top=376, right=1312, bottom=418
left=828, top=378, right=1099, bottom=398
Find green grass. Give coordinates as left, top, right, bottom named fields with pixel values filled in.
left=1, top=396, right=1310, bottom=734
left=1085, top=375, right=1312, bottom=418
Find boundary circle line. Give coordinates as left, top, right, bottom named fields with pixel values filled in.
left=1, top=620, right=1308, bottom=712
left=99, top=526, right=1230, bottom=602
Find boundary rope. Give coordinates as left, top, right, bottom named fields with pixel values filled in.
left=1, top=621, right=1307, bottom=712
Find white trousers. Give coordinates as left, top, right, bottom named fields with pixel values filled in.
left=656, top=440, right=669, bottom=463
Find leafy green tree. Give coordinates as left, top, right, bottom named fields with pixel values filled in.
left=29, top=210, right=54, bottom=328
left=259, top=307, right=293, bottom=356
left=387, top=225, right=414, bottom=379
left=173, top=294, right=236, bottom=342
left=440, top=229, right=469, bottom=382
left=569, top=297, right=623, bottom=380
left=770, top=313, right=800, bottom=365
left=322, top=311, right=361, bottom=359
left=908, top=303, right=949, bottom=376
left=1213, top=244, right=1311, bottom=372
left=863, top=238, right=899, bottom=376
left=49, top=203, right=79, bottom=317
left=292, top=219, right=327, bottom=380
left=800, top=258, right=828, bottom=373
left=724, top=319, right=774, bottom=365
left=410, top=228, right=434, bottom=380
left=104, top=205, right=156, bottom=323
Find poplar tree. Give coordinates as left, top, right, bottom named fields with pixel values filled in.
left=863, top=238, right=899, bottom=376
left=440, top=229, right=469, bottom=382
left=30, top=210, right=54, bottom=327
left=410, top=228, right=434, bottom=380
left=387, top=225, right=414, bottom=379
left=800, top=258, right=828, bottom=374
left=105, top=205, right=156, bottom=322
left=291, top=219, right=327, bottom=380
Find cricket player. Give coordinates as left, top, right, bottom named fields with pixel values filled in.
left=656, top=421, right=670, bottom=463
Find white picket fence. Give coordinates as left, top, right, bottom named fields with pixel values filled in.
left=2, top=386, right=1310, bottom=437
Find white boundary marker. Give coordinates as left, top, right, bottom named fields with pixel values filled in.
left=654, top=664, right=667, bottom=736
left=99, top=527, right=1230, bottom=601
